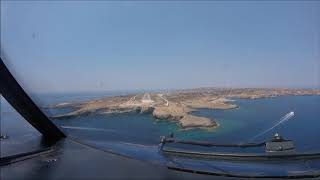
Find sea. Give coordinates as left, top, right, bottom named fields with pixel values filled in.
left=1, top=92, right=320, bottom=156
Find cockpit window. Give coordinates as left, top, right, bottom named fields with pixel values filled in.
left=1, top=1, right=320, bottom=159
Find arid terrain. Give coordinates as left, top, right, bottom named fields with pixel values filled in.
left=50, top=88, right=320, bottom=129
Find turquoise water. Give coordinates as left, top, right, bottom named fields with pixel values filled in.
left=192, top=96, right=320, bottom=152
left=2, top=94, right=320, bottom=153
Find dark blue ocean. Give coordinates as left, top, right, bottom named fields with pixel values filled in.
left=1, top=93, right=320, bottom=153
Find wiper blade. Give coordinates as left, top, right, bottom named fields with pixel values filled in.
left=161, top=137, right=265, bottom=148
left=0, top=147, right=54, bottom=166
left=168, top=166, right=320, bottom=179
left=161, top=147, right=320, bottom=161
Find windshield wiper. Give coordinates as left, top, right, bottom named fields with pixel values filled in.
left=159, top=133, right=320, bottom=161
left=0, top=147, right=54, bottom=166
left=168, top=166, right=320, bottom=179
left=160, top=137, right=266, bottom=148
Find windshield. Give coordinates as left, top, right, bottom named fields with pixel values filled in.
left=1, top=1, right=320, bottom=160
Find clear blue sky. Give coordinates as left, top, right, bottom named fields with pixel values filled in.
left=1, top=1, right=319, bottom=93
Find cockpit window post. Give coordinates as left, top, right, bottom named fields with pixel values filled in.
left=0, top=58, right=66, bottom=142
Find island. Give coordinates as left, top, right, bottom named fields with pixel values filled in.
left=50, top=88, right=320, bottom=129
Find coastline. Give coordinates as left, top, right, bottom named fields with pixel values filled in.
left=49, top=88, right=320, bottom=130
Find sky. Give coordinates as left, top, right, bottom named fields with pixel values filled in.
left=1, top=1, right=320, bottom=93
